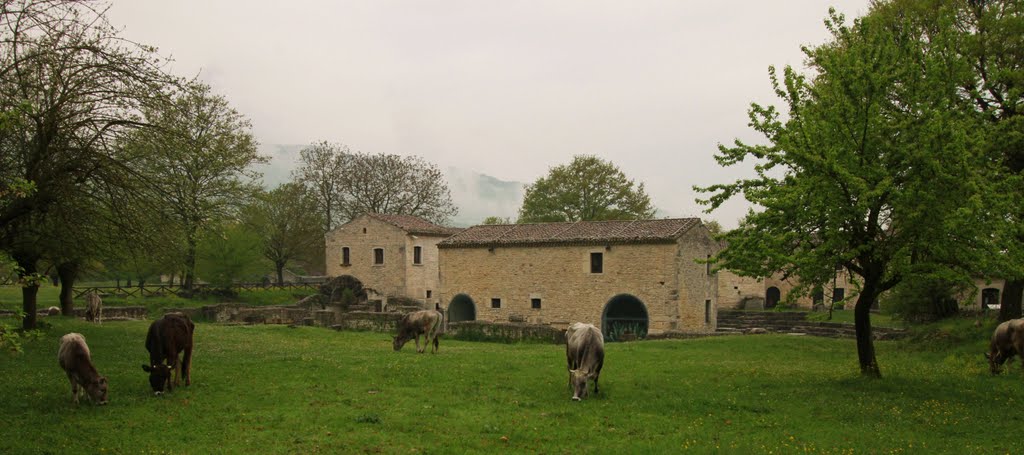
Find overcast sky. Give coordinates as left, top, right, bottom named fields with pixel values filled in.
left=107, top=1, right=871, bottom=228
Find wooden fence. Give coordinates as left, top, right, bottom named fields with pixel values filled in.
left=73, top=282, right=321, bottom=299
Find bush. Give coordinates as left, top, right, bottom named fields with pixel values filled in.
left=884, top=274, right=967, bottom=324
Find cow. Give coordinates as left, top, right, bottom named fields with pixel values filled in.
left=986, top=318, right=1024, bottom=375
left=85, top=292, right=102, bottom=323
left=142, top=313, right=194, bottom=395
left=393, top=309, right=443, bottom=353
left=565, top=322, right=605, bottom=401
left=57, top=333, right=109, bottom=405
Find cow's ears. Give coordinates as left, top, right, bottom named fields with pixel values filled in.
left=142, top=364, right=152, bottom=372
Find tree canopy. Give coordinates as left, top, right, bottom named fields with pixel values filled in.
left=697, top=6, right=1013, bottom=377
left=517, top=155, right=655, bottom=223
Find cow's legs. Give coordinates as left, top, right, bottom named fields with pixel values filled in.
left=183, top=346, right=193, bottom=386
left=431, top=334, right=439, bottom=354
left=68, top=374, right=79, bottom=404
left=415, top=334, right=423, bottom=353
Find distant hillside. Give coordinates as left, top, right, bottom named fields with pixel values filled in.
left=253, top=144, right=524, bottom=228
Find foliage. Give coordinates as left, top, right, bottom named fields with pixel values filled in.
left=124, top=82, right=266, bottom=289
left=293, top=142, right=458, bottom=226
left=882, top=272, right=970, bottom=324
left=518, top=155, right=656, bottom=223
left=696, top=7, right=1010, bottom=377
left=481, top=216, right=513, bottom=225
left=241, top=183, right=325, bottom=281
left=2, top=319, right=1023, bottom=453
left=195, top=224, right=268, bottom=291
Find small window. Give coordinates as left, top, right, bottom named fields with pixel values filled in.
left=363, top=227, right=367, bottom=234
left=491, top=298, right=501, bottom=309
left=373, top=248, right=384, bottom=265
left=413, top=246, right=422, bottom=265
left=426, top=290, right=432, bottom=299
left=705, top=300, right=711, bottom=324
left=531, top=298, right=542, bottom=309
left=833, top=288, right=845, bottom=303
left=590, top=252, right=603, bottom=274
left=341, top=247, right=350, bottom=266
left=706, top=254, right=711, bottom=276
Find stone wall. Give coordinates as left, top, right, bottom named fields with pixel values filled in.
left=325, top=216, right=408, bottom=299
left=71, top=306, right=148, bottom=320
left=439, top=233, right=718, bottom=335
left=675, top=225, right=720, bottom=333
left=447, top=321, right=565, bottom=344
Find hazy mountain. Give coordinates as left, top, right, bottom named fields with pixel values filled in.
left=253, top=144, right=524, bottom=228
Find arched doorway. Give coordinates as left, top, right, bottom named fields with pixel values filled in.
left=982, top=288, right=1001, bottom=310
left=766, top=287, right=781, bottom=309
left=448, top=294, right=476, bottom=322
left=602, top=294, right=648, bottom=341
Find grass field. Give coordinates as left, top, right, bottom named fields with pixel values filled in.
left=1, top=316, right=1021, bottom=454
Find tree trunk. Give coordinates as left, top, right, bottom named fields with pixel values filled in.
left=999, top=279, right=1023, bottom=322
left=854, top=282, right=881, bottom=378
left=56, top=262, right=79, bottom=316
left=184, top=232, right=197, bottom=291
left=276, top=261, right=285, bottom=286
left=15, top=254, right=40, bottom=330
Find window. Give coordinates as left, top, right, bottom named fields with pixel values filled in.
left=413, top=246, right=422, bottom=265
left=341, top=247, right=350, bottom=266
left=491, top=298, right=501, bottom=309
left=590, top=252, right=603, bottom=274
left=426, top=290, right=432, bottom=299
left=706, top=254, right=711, bottom=276
left=531, top=298, right=542, bottom=309
left=373, top=248, right=384, bottom=265
left=832, top=288, right=845, bottom=303
left=705, top=300, right=711, bottom=324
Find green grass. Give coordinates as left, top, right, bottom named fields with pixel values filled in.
left=1, top=317, right=1021, bottom=454
left=0, top=285, right=315, bottom=315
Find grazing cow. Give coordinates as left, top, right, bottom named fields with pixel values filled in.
left=565, top=322, right=604, bottom=401
left=987, top=319, right=1024, bottom=375
left=142, top=313, right=194, bottom=395
left=393, top=309, right=443, bottom=353
left=85, top=292, right=102, bottom=323
left=57, top=333, right=109, bottom=405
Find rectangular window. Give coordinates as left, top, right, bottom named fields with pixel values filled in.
left=373, top=248, right=384, bottom=265
left=832, top=288, right=845, bottom=303
left=705, top=299, right=711, bottom=324
left=706, top=254, right=711, bottom=276
left=590, top=252, right=603, bottom=274
left=531, top=298, right=542, bottom=309
left=341, top=247, right=350, bottom=266
left=426, top=290, right=432, bottom=298
left=491, top=298, right=501, bottom=309
left=413, top=246, right=422, bottom=265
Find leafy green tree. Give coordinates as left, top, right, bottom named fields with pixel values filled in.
left=293, top=141, right=350, bottom=233
left=124, top=82, right=266, bottom=291
left=481, top=216, right=512, bottom=225
left=241, top=183, right=324, bottom=284
left=517, top=155, right=655, bottom=223
left=0, top=0, right=177, bottom=329
left=196, top=224, right=266, bottom=291
left=340, top=152, right=458, bottom=224
left=697, top=8, right=1006, bottom=377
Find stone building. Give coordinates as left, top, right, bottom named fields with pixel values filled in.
left=436, top=218, right=720, bottom=337
left=324, top=214, right=461, bottom=308
left=717, top=269, right=860, bottom=310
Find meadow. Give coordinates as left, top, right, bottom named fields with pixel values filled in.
left=1, top=314, right=1021, bottom=454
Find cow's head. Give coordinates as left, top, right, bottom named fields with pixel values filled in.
left=86, top=376, right=109, bottom=405
left=570, top=369, right=590, bottom=401
left=142, top=364, right=173, bottom=394
left=392, top=335, right=409, bottom=352
left=986, top=351, right=1007, bottom=375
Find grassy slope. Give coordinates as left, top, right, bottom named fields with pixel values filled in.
left=1, top=317, right=1021, bottom=454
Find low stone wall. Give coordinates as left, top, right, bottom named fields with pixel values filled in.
left=165, top=303, right=312, bottom=325
left=448, top=321, right=564, bottom=344
left=72, top=306, right=148, bottom=320
left=332, top=311, right=405, bottom=332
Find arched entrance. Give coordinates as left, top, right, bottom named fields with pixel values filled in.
left=766, top=287, right=781, bottom=309
left=982, top=288, right=1001, bottom=310
left=602, top=294, right=648, bottom=341
left=448, top=294, right=476, bottom=322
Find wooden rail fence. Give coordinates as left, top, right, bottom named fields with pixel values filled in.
left=72, top=282, right=321, bottom=299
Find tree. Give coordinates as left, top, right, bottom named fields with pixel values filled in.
left=697, top=8, right=1005, bottom=377
left=517, top=155, right=655, bottom=223
left=195, top=223, right=266, bottom=292
left=339, top=152, right=458, bottom=224
left=124, top=82, right=266, bottom=291
left=481, top=216, right=513, bottom=225
left=241, top=183, right=324, bottom=284
left=0, top=0, right=177, bottom=329
left=293, top=141, right=349, bottom=233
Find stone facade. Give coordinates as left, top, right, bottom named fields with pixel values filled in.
left=324, top=214, right=459, bottom=308
left=717, top=269, right=860, bottom=310
left=437, top=219, right=719, bottom=335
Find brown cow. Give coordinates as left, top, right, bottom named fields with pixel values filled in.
left=85, top=292, right=102, bottom=323
left=566, top=322, right=604, bottom=401
left=393, top=309, right=443, bottom=353
left=142, top=313, right=194, bottom=395
left=987, top=319, right=1024, bottom=375
left=57, top=333, right=109, bottom=405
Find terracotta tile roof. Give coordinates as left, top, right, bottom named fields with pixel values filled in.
left=438, top=218, right=702, bottom=248
left=366, top=213, right=463, bottom=236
